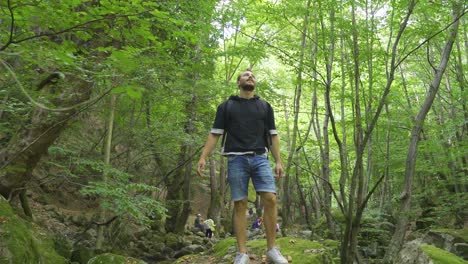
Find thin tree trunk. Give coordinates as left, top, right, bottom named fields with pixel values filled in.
left=339, top=1, right=416, bottom=262
left=379, top=103, right=391, bottom=210
left=318, top=0, right=336, bottom=238
left=384, top=3, right=461, bottom=261
left=208, top=157, right=222, bottom=225
left=165, top=94, right=197, bottom=233
left=96, top=93, right=117, bottom=250
left=282, top=0, right=311, bottom=232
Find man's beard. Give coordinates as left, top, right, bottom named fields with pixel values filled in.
left=241, top=84, right=255, bottom=91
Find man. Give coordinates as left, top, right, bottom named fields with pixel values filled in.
left=197, top=69, right=288, bottom=264
left=203, top=218, right=216, bottom=238
left=194, top=213, right=204, bottom=232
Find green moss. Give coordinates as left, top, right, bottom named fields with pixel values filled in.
left=245, top=237, right=333, bottom=264
left=420, top=244, right=468, bottom=264
left=323, top=239, right=340, bottom=248
left=87, top=253, right=147, bottom=264
left=0, top=196, right=67, bottom=264
left=432, top=228, right=468, bottom=242
left=212, top=237, right=237, bottom=257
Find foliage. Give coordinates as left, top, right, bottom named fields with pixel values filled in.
left=80, top=167, right=166, bottom=226
left=0, top=0, right=467, bottom=261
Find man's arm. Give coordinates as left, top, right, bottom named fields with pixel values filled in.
left=197, top=133, right=221, bottom=176
left=270, top=134, right=283, bottom=179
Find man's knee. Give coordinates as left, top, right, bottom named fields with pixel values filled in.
left=261, top=192, right=277, bottom=207
left=234, top=198, right=248, bottom=211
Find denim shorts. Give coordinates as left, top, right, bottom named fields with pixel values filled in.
left=227, top=154, right=276, bottom=201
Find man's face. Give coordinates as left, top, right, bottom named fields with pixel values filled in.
left=237, top=71, right=256, bottom=91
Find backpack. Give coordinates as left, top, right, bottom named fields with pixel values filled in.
left=221, top=99, right=272, bottom=152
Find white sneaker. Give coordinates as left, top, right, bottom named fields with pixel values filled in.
left=266, top=247, right=288, bottom=264
left=234, top=252, right=250, bottom=264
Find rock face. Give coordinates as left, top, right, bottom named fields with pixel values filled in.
left=0, top=196, right=68, bottom=263
left=395, top=239, right=434, bottom=264
left=395, top=238, right=468, bottom=264
left=423, top=230, right=467, bottom=259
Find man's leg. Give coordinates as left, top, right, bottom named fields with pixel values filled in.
left=260, top=192, right=277, bottom=250
left=234, top=198, right=248, bottom=253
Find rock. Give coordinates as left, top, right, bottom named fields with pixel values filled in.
left=299, top=230, right=313, bottom=239
left=164, top=233, right=183, bottom=249
left=425, top=230, right=462, bottom=252
left=70, top=245, right=95, bottom=263
left=161, top=246, right=174, bottom=257
left=53, top=233, right=73, bottom=259
left=173, top=244, right=205, bottom=258
left=191, top=235, right=204, bottom=245
left=454, top=243, right=468, bottom=260
left=304, top=248, right=325, bottom=254
left=395, top=239, right=433, bottom=264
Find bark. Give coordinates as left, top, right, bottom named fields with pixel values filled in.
left=19, top=189, right=32, bottom=219
left=384, top=3, right=461, bottom=262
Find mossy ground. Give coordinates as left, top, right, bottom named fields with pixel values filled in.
left=87, top=253, right=147, bottom=264
left=0, top=196, right=67, bottom=264
left=209, top=236, right=335, bottom=263
left=420, top=244, right=468, bottom=264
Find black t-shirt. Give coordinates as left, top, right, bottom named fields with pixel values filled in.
left=210, top=95, right=277, bottom=154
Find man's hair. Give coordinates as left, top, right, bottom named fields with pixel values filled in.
left=237, top=68, right=253, bottom=82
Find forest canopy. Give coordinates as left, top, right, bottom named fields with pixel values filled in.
left=0, top=0, right=466, bottom=263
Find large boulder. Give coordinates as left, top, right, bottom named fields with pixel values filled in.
left=395, top=238, right=467, bottom=264
left=395, top=239, right=434, bottom=264
left=0, top=196, right=68, bottom=263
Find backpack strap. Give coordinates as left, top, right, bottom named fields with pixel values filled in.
left=221, top=99, right=233, bottom=150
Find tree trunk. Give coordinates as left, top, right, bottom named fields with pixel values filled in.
left=384, top=3, right=461, bottom=262
left=339, top=1, right=417, bottom=262
left=96, top=93, right=117, bottom=250
left=165, top=94, right=197, bottom=233
left=318, top=0, right=336, bottom=238
left=0, top=77, right=92, bottom=199
left=282, top=0, right=311, bottom=233
left=208, top=157, right=222, bottom=224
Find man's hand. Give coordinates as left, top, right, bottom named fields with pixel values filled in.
left=197, top=158, right=206, bottom=177
left=275, top=162, right=284, bottom=179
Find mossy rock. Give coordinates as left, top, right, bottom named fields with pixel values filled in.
left=432, top=228, right=468, bottom=242
left=212, top=237, right=237, bottom=258
left=0, top=196, right=68, bottom=264
left=420, top=244, right=468, bottom=264
left=87, top=253, right=147, bottom=264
